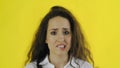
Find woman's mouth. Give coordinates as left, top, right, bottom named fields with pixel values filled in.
left=56, top=44, right=66, bottom=50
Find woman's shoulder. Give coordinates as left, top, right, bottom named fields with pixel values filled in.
left=72, top=57, right=93, bottom=68
left=25, top=61, right=37, bottom=68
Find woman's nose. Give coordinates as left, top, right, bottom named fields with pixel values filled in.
left=57, top=33, right=65, bottom=42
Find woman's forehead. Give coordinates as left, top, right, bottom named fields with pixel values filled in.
left=48, top=28, right=70, bottom=31
left=48, top=16, right=71, bottom=29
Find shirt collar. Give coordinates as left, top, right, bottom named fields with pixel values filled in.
left=39, top=55, right=50, bottom=65
left=39, top=55, right=78, bottom=68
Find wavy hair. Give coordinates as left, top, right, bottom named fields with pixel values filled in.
left=25, top=6, right=94, bottom=68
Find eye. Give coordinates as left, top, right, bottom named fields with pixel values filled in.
left=50, top=31, right=57, bottom=35
left=63, top=31, right=70, bottom=35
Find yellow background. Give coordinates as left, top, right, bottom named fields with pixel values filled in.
left=0, top=0, right=120, bottom=68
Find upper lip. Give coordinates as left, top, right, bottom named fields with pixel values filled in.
left=56, top=44, right=66, bottom=47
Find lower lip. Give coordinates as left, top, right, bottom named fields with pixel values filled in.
left=59, top=47, right=65, bottom=50
left=57, top=46, right=66, bottom=50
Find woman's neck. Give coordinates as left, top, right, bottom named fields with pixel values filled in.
left=48, top=54, right=69, bottom=68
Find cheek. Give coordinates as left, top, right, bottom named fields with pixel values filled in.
left=66, top=36, right=71, bottom=45
left=46, top=35, right=56, bottom=45
left=65, top=36, right=71, bottom=51
left=46, top=37, right=54, bottom=50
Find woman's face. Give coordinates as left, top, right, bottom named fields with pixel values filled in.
left=46, top=16, right=71, bottom=56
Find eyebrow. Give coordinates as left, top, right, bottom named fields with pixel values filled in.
left=48, top=28, right=70, bottom=31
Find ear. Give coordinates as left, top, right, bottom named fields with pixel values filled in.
left=45, top=39, right=48, bottom=43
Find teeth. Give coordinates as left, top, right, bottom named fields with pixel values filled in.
left=57, top=45, right=65, bottom=48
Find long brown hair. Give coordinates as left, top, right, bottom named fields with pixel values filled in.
left=26, top=6, right=94, bottom=68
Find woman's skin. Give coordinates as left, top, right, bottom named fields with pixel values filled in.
left=46, top=16, right=72, bottom=68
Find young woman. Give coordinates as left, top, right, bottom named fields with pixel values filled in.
left=25, top=6, right=94, bottom=68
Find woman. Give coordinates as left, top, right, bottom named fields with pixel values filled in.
left=25, top=6, right=94, bottom=68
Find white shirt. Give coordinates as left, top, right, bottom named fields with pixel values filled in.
left=25, top=56, right=93, bottom=68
